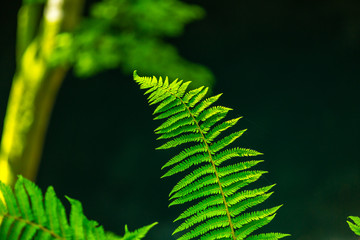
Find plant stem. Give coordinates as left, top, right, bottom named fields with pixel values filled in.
left=0, top=0, right=84, bottom=188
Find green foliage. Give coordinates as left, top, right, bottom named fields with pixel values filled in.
left=107, top=223, right=158, bottom=240
left=133, top=71, right=290, bottom=240
left=347, top=216, right=360, bottom=236
left=0, top=176, right=156, bottom=240
left=52, top=0, right=214, bottom=89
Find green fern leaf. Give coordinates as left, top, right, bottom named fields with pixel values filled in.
left=245, top=232, right=291, bottom=240
left=115, top=222, right=158, bottom=240
left=347, top=216, right=360, bottom=236
left=0, top=176, right=158, bottom=240
left=0, top=176, right=108, bottom=240
left=134, top=71, right=290, bottom=240
left=45, top=187, right=61, bottom=237
left=162, top=143, right=207, bottom=170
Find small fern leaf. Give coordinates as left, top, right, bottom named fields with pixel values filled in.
left=235, top=214, right=277, bottom=239
left=157, top=133, right=203, bottom=150
left=200, top=109, right=230, bottom=133
left=196, top=106, right=231, bottom=124
left=170, top=184, right=221, bottom=206
left=22, top=177, right=48, bottom=227
left=174, top=195, right=224, bottom=222
left=169, top=164, right=213, bottom=196
left=17, top=222, right=38, bottom=240
left=221, top=170, right=268, bottom=188
left=187, top=87, right=208, bottom=108
left=201, top=227, right=233, bottom=240
left=154, top=104, right=187, bottom=120
left=118, top=222, right=158, bottom=240
left=170, top=174, right=218, bottom=200
left=155, top=117, right=194, bottom=135
left=223, top=178, right=270, bottom=198
left=347, top=216, right=360, bottom=236
left=161, top=153, right=210, bottom=178
left=56, top=198, right=72, bottom=238
left=192, top=94, right=223, bottom=117
left=14, top=178, right=34, bottom=221
left=230, top=193, right=274, bottom=216
left=0, top=217, right=15, bottom=239
left=105, top=223, right=157, bottom=240
left=177, top=216, right=229, bottom=240
left=45, top=187, right=61, bottom=237
left=156, top=111, right=191, bottom=131
left=227, top=185, right=276, bottom=207
left=214, top=148, right=263, bottom=166
left=205, top=117, right=242, bottom=142
left=232, top=206, right=282, bottom=229
left=182, top=86, right=204, bottom=103
left=67, top=196, right=86, bottom=240
left=162, top=143, right=207, bottom=170
left=210, top=130, right=247, bottom=153
left=154, top=95, right=180, bottom=115
left=245, top=232, right=291, bottom=240
left=0, top=179, right=20, bottom=216
left=217, top=160, right=264, bottom=177
left=134, top=71, right=289, bottom=240
left=173, top=205, right=227, bottom=234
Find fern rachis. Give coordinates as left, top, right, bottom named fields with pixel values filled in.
left=134, top=71, right=289, bottom=240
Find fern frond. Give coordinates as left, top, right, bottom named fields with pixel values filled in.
left=0, top=176, right=104, bottom=240
left=347, top=216, right=360, bottom=236
left=0, top=176, right=157, bottom=240
left=134, top=71, right=289, bottom=240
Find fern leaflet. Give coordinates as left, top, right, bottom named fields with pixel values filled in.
left=106, top=223, right=158, bottom=240
left=134, top=71, right=290, bottom=240
left=347, top=216, right=360, bottom=236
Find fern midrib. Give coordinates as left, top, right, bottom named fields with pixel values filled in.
left=2, top=214, right=65, bottom=240
left=165, top=87, right=237, bottom=240
left=184, top=106, right=236, bottom=240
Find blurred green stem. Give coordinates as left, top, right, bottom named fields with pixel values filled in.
left=0, top=0, right=84, bottom=188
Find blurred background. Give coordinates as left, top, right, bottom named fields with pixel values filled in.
left=0, top=0, right=360, bottom=239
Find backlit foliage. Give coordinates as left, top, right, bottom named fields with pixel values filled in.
left=0, top=176, right=156, bottom=240
left=347, top=216, right=360, bottom=237
left=52, top=0, right=214, bottom=88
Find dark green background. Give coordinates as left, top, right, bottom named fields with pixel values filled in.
left=1, top=1, right=360, bottom=239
